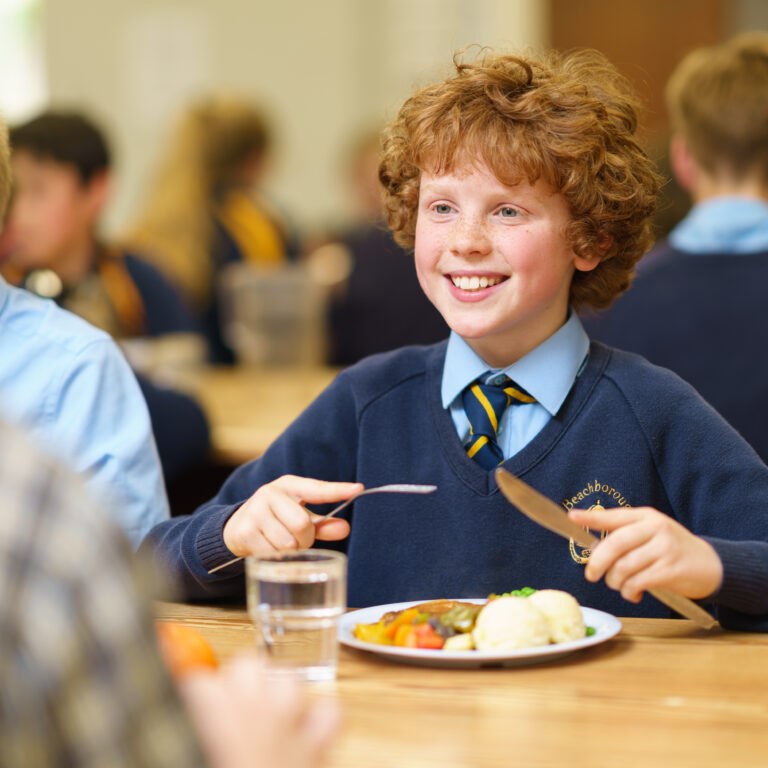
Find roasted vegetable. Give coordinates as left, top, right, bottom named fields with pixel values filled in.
left=438, top=604, right=481, bottom=633
left=443, top=632, right=475, bottom=651
left=354, top=619, right=390, bottom=645
left=412, top=623, right=444, bottom=649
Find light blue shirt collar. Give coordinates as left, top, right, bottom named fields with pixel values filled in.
left=669, top=197, right=768, bottom=254
left=441, top=312, right=590, bottom=416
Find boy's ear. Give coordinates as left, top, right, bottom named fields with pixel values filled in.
left=84, top=170, right=111, bottom=218
left=669, top=134, right=697, bottom=193
left=573, top=252, right=602, bottom=273
left=573, top=235, right=607, bottom=272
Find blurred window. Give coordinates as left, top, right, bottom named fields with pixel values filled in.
left=0, top=0, right=47, bottom=121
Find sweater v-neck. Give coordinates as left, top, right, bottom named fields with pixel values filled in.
left=425, top=341, right=611, bottom=496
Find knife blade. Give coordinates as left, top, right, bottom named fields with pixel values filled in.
left=494, top=468, right=718, bottom=630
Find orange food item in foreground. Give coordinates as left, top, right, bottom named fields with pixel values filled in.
left=155, top=621, right=218, bottom=678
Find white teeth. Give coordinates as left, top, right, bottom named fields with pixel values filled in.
left=451, top=275, right=503, bottom=291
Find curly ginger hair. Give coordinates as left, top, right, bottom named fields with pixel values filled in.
left=379, top=47, right=662, bottom=311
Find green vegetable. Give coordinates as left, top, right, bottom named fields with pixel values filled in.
left=586, top=626, right=596, bottom=636
left=488, top=586, right=538, bottom=599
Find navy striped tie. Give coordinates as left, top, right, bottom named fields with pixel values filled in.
left=462, top=376, right=536, bottom=470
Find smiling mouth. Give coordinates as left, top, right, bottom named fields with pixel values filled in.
left=449, top=275, right=507, bottom=291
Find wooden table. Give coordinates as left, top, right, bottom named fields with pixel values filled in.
left=187, top=366, right=339, bottom=465
left=156, top=602, right=768, bottom=768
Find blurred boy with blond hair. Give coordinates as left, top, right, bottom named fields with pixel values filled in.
left=584, top=34, right=768, bottom=462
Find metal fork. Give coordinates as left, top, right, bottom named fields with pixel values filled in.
left=207, top=483, right=437, bottom=574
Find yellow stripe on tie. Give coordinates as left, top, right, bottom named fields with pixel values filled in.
left=504, top=385, right=536, bottom=404
left=467, top=435, right=489, bottom=458
left=471, top=384, right=499, bottom=432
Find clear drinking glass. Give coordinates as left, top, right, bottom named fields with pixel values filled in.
left=246, top=549, right=347, bottom=682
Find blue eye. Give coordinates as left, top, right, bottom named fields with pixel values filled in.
left=434, top=203, right=453, bottom=214
left=499, top=207, right=518, bottom=218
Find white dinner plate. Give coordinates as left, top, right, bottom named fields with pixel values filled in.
left=339, top=599, right=622, bottom=668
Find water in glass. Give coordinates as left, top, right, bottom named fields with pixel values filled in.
left=246, top=550, right=346, bottom=682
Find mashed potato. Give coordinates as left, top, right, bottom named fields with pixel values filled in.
left=472, top=596, right=550, bottom=651
left=528, top=589, right=586, bottom=643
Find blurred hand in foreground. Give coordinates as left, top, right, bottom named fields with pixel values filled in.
left=180, top=654, right=340, bottom=768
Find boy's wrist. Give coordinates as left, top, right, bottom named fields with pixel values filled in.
left=702, top=537, right=768, bottom=614
left=198, top=504, right=243, bottom=574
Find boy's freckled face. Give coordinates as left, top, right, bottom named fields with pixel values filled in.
left=414, top=163, right=597, bottom=367
left=9, top=151, right=98, bottom=270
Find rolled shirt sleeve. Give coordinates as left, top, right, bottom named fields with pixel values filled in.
left=48, top=339, right=170, bottom=547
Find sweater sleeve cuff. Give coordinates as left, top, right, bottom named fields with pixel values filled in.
left=704, top=537, right=768, bottom=615
left=194, top=504, right=243, bottom=575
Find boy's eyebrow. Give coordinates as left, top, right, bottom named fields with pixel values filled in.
left=419, top=178, right=452, bottom=192
left=420, top=176, right=543, bottom=205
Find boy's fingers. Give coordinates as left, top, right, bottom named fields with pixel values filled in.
left=569, top=507, right=644, bottom=532
left=585, top=522, right=654, bottom=582
left=269, top=496, right=316, bottom=548
left=601, top=540, right=660, bottom=593
left=274, top=475, right=364, bottom=504
left=313, top=517, right=351, bottom=541
left=619, top=559, right=673, bottom=603
left=258, top=515, right=298, bottom=551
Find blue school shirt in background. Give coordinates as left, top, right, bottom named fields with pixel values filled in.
left=0, top=277, right=169, bottom=547
left=442, top=312, right=589, bottom=459
left=669, top=197, right=768, bottom=254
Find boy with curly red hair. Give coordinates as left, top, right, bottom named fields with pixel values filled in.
left=144, top=48, right=768, bottom=630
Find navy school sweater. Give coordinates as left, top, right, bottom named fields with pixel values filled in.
left=140, top=342, right=768, bottom=630
left=123, top=252, right=198, bottom=336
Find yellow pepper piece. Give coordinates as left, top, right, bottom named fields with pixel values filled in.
left=354, top=619, right=391, bottom=645
left=383, top=607, right=419, bottom=640
left=394, top=623, right=415, bottom=647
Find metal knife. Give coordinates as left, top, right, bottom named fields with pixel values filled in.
left=494, top=467, right=718, bottom=629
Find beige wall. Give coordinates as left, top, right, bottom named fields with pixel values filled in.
left=42, top=0, right=548, bottom=236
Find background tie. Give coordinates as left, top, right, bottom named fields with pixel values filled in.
left=462, top=376, right=536, bottom=470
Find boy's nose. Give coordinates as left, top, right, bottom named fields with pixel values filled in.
left=449, top=217, right=492, bottom=257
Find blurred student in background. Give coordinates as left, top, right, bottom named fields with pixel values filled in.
left=5, top=112, right=199, bottom=349
left=3, top=111, right=211, bottom=486
left=0, top=115, right=167, bottom=547
left=0, top=420, right=338, bottom=768
left=582, top=34, right=768, bottom=462
left=316, top=130, right=447, bottom=365
left=125, top=96, right=298, bottom=364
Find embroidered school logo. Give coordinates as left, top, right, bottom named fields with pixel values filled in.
left=568, top=501, right=606, bottom=564
left=561, top=480, right=632, bottom=565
